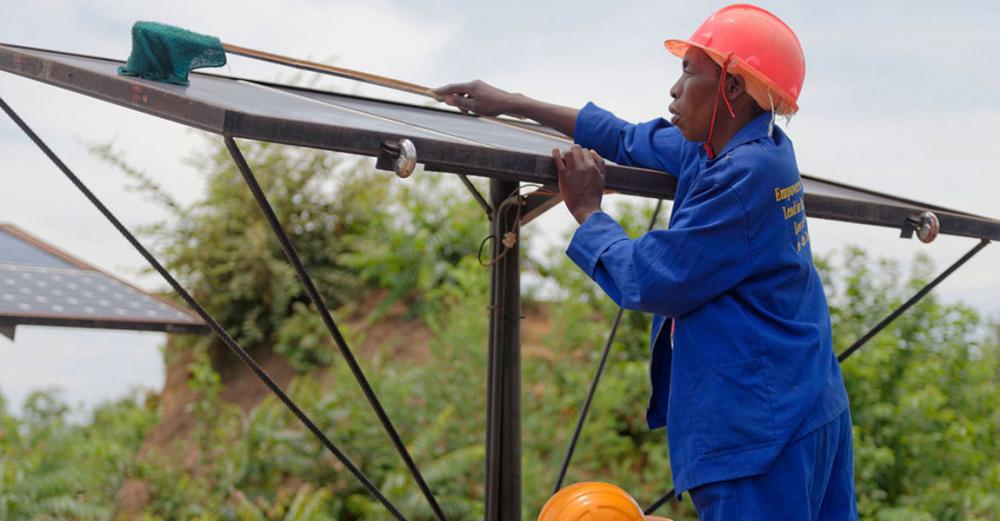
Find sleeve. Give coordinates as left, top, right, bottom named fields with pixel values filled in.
left=566, top=183, right=754, bottom=318
left=573, top=102, right=687, bottom=175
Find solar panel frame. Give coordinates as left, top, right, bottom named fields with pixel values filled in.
left=1, top=43, right=998, bottom=241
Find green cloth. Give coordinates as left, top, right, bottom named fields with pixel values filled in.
left=118, top=22, right=226, bottom=85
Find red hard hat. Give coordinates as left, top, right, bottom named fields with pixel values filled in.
left=664, top=4, right=805, bottom=115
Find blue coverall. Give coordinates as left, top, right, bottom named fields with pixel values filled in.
left=567, top=102, right=858, bottom=520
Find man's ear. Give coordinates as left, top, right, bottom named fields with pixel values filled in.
left=726, top=74, right=747, bottom=101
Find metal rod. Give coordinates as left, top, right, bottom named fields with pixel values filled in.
left=223, top=42, right=440, bottom=100
left=0, top=95, right=408, bottom=521
left=644, top=487, right=677, bottom=515
left=553, top=200, right=665, bottom=493
left=838, top=239, right=990, bottom=362
left=224, top=136, right=447, bottom=521
left=459, top=174, right=493, bottom=217
left=484, top=179, right=522, bottom=521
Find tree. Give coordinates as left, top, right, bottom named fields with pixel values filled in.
left=819, top=248, right=999, bottom=520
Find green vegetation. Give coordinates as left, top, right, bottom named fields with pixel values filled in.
left=0, top=140, right=995, bottom=520
left=0, top=390, right=157, bottom=519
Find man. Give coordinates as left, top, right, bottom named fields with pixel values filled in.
left=436, top=5, right=856, bottom=520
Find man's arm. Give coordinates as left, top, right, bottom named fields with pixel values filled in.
left=433, top=80, right=578, bottom=138
left=433, top=81, right=686, bottom=174
left=566, top=184, right=754, bottom=319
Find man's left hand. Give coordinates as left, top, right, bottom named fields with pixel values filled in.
left=553, top=145, right=605, bottom=224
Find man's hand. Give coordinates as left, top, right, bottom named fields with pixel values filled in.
left=553, top=145, right=605, bottom=224
left=433, top=80, right=517, bottom=117
left=433, top=80, right=579, bottom=136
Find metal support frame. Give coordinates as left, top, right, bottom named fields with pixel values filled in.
left=484, top=179, right=522, bottom=521
left=459, top=174, right=493, bottom=218
left=519, top=187, right=561, bottom=226
left=0, top=322, right=15, bottom=341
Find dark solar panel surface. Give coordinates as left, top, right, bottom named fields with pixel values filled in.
left=0, top=226, right=202, bottom=329
left=291, top=89, right=572, bottom=154
left=18, top=48, right=479, bottom=144
left=15, top=48, right=572, bottom=155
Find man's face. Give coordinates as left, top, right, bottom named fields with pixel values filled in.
left=668, top=47, right=722, bottom=142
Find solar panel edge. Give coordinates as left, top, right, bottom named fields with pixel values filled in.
left=0, top=45, right=227, bottom=135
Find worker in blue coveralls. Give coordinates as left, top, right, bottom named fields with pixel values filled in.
left=436, top=4, right=856, bottom=520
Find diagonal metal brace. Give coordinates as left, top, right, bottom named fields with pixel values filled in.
left=224, top=136, right=448, bottom=521
left=645, top=487, right=678, bottom=515
left=520, top=188, right=561, bottom=226
left=838, top=238, right=990, bottom=362
left=459, top=174, right=493, bottom=218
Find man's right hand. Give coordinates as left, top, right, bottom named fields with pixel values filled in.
left=433, top=80, right=517, bottom=117
left=433, top=80, right=579, bottom=138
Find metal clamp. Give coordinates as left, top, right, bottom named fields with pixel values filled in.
left=376, top=138, right=417, bottom=178
left=901, top=211, right=940, bottom=243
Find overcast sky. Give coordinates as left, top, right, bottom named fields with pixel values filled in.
left=1, top=0, right=998, bottom=415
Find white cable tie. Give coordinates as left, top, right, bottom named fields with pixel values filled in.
left=767, top=90, right=776, bottom=138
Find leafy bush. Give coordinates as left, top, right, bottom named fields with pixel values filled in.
left=0, top=389, right=157, bottom=519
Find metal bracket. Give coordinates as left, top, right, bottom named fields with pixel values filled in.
left=458, top=174, right=493, bottom=217
left=520, top=187, right=562, bottom=226
left=376, top=138, right=417, bottom=178
left=0, top=322, right=15, bottom=341
left=900, top=211, right=940, bottom=243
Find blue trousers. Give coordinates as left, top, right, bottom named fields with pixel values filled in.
left=687, top=410, right=857, bottom=520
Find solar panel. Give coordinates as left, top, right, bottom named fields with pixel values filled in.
left=0, top=224, right=206, bottom=339
left=0, top=227, right=76, bottom=268
left=1, top=43, right=997, bottom=241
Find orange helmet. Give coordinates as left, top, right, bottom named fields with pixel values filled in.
left=664, top=4, right=805, bottom=115
left=538, top=482, right=645, bottom=521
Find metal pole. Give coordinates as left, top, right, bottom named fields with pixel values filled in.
left=484, top=179, right=521, bottom=521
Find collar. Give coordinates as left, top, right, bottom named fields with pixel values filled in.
left=708, top=111, right=775, bottom=159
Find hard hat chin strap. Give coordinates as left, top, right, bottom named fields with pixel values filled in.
left=704, top=53, right=736, bottom=160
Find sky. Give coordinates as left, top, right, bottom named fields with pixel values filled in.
left=1, top=0, right=998, bottom=416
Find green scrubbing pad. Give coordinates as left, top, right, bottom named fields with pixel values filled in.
left=117, top=21, right=226, bottom=85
